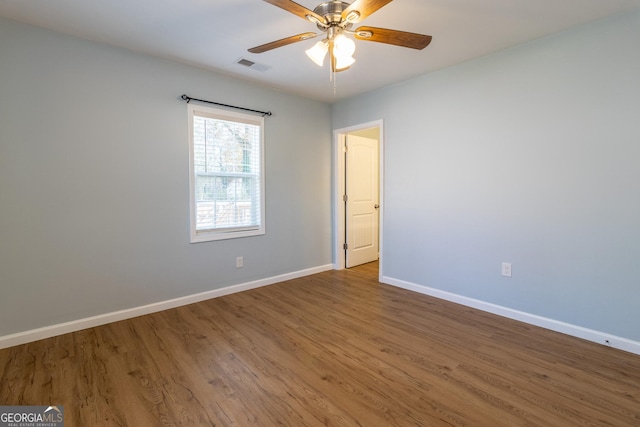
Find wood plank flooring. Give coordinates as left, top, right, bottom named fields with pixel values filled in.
left=1, top=261, right=639, bottom=426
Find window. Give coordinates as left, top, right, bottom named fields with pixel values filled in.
left=188, top=103, right=265, bottom=242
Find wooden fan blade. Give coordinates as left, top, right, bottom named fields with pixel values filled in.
left=341, top=0, right=393, bottom=23
left=263, top=0, right=327, bottom=25
left=354, top=26, right=432, bottom=50
left=248, top=32, right=318, bottom=53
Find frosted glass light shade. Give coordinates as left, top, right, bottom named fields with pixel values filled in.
left=333, top=34, right=356, bottom=70
left=306, top=41, right=328, bottom=66
left=335, top=55, right=355, bottom=70
left=333, top=34, right=355, bottom=58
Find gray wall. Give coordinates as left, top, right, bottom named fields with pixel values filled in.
left=0, top=18, right=332, bottom=336
left=2, top=11, right=639, bottom=344
left=333, top=11, right=640, bottom=341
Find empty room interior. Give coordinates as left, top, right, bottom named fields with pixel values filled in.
left=1, top=1, right=639, bottom=425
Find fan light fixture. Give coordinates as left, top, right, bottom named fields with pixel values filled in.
left=305, top=33, right=356, bottom=70
left=249, top=0, right=433, bottom=79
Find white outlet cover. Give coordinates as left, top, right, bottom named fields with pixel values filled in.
left=501, top=262, right=512, bottom=277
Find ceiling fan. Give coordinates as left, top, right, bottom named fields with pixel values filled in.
left=248, top=0, right=432, bottom=72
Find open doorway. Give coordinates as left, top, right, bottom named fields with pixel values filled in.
left=333, top=120, right=383, bottom=279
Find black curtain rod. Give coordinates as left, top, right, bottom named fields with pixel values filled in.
left=181, top=94, right=272, bottom=117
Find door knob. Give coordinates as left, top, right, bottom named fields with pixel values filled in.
left=374, top=204, right=380, bottom=209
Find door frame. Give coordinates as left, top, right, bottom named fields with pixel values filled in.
left=333, top=119, right=384, bottom=280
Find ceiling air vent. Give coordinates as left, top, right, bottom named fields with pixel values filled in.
left=235, top=58, right=271, bottom=72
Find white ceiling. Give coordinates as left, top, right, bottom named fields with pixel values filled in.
left=2, top=0, right=640, bottom=103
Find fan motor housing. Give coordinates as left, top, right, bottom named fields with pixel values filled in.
left=313, top=1, right=350, bottom=25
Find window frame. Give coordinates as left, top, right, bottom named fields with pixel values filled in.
left=187, top=103, right=265, bottom=243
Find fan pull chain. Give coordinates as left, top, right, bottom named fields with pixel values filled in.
left=331, top=68, right=337, bottom=96
left=333, top=72, right=337, bottom=96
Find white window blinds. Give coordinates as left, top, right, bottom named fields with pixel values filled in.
left=188, top=104, right=265, bottom=242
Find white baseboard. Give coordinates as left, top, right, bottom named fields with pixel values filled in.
left=382, top=275, right=640, bottom=356
left=0, top=264, right=333, bottom=350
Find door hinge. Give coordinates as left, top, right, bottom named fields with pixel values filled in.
left=344, top=145, right=348, bottom=152
left=343, top=243, right=348, bottom=250
left=343, top=194, right=348, bottom=202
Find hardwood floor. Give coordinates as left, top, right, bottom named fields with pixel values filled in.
left=1, top=262, right=639, bottom=426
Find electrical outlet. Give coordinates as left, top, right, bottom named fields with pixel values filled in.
left=236, top=256, right=243, bottom=268
left=501, top=262, right=512, bottom=278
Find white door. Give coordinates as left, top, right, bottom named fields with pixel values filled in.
left=345, top=135, right=379, bottom=268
